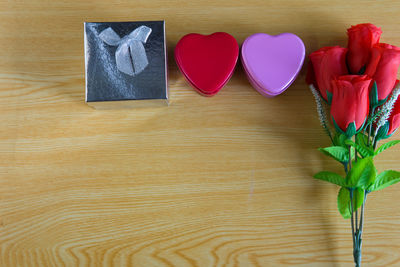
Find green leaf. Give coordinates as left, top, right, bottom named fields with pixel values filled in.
left=332, top=117, right=345, bottom=135
left=326, top=91, right=333, bottom=104
left=337, top=187, right=364, bottom=219
left=345, top=139, right=374, bottom=158
left=357, top=132, right=369, bottom=147
left=314, top=171, right=347, bottom=186
left=356, top=132, right=373, bottom=153
left=318, top=146, right=349, bottom=162
left=338, top=187, right=351, bottom=219
left=370, top=81, right=378, bottom=108
left=347, top=157, right=376, bottom=189
left=345, top=122, right=357, bottom=138
left=375, top=140, right=400, bottom=155
left=370, top=82, right=388, bottom=109
left=333, top=133, right=347, bottom=147
left=375, top=122, right=390, bottom=143
left=368, top=170, right=400, bottom=191
left=353, top=188, right=364, bottom=211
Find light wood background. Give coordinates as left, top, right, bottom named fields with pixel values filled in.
left=1, top=0, right=400, bottom=266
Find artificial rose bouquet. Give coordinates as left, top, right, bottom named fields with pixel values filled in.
left=307, top=23, right=400, bottom=267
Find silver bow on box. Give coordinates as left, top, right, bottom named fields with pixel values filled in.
left=99, top=25, right=152, bottom=76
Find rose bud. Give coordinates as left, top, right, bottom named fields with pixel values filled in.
left=365, top=43, right=400, bottom=101
left=330, top=75, right=371, bottom=137
left=373, top=81, right=400, bottom=141
left=347, top=23, right=382, bottom=74
left=387, top=88, right=400, bottom=136
left=308, top=46, right=348, bottom=102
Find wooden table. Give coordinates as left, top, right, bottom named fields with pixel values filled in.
left=1, top=0, right=400, bottom=266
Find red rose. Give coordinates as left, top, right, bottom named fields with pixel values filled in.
left=365, top=43, right=400, bottom=101
left=330, top=75, right=371, bottom=133
left=347, top=23, right=382, bottom=74
left=388, top=85, right=400, bottom=136
left=307, top=46, right=348, bottom=101
left=388, top=98, right=400, bottom=136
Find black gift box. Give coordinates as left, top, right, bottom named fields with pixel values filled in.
left=84, top=21, right=168, bottom=109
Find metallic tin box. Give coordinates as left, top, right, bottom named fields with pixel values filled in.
left=84, top=21, right=168, bottom=109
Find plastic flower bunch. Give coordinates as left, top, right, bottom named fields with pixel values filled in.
left=306, top=23, right=400, bottom=267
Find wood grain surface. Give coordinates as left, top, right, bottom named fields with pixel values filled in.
left=1, top=0, right=400, bottom=266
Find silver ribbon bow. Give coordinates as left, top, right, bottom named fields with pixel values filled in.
left=99, top=25, right=152, bottom=76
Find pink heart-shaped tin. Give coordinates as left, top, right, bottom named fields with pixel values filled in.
left=241, top=33, right=305, bottom=97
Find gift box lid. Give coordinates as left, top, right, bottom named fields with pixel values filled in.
left=84, top=20, right=168, bottom=109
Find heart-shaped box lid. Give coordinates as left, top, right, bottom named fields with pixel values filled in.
left=241, top=33, right=305, bottom=97
left=175, top=32, right=239, bottom=96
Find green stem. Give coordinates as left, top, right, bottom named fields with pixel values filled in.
left=328, top=130, right=334, bottom=144
left=343, top=162, right=348, bottom=174
left=354, top=136, right=358, bottom=233
left=354, top=191, right=367, bottom=267
left=348, top=145, right=352, bottom=170
left=359, top=191, right=367, bottom=233
left=347, top=143, right=362, bottom=267
left=347, top=145, right=357, bottom=266
left=367, top=107, right=376, bottom=147
left=373, top=138, right=378, bottom=150
left=355, top=208, right=358, bottom=232
left=354, top=134, right=358, bottom=163
left=349, top=189, right=356, bottom=249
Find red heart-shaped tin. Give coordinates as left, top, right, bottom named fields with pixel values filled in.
left=174, top=32, right=239, bottom=96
